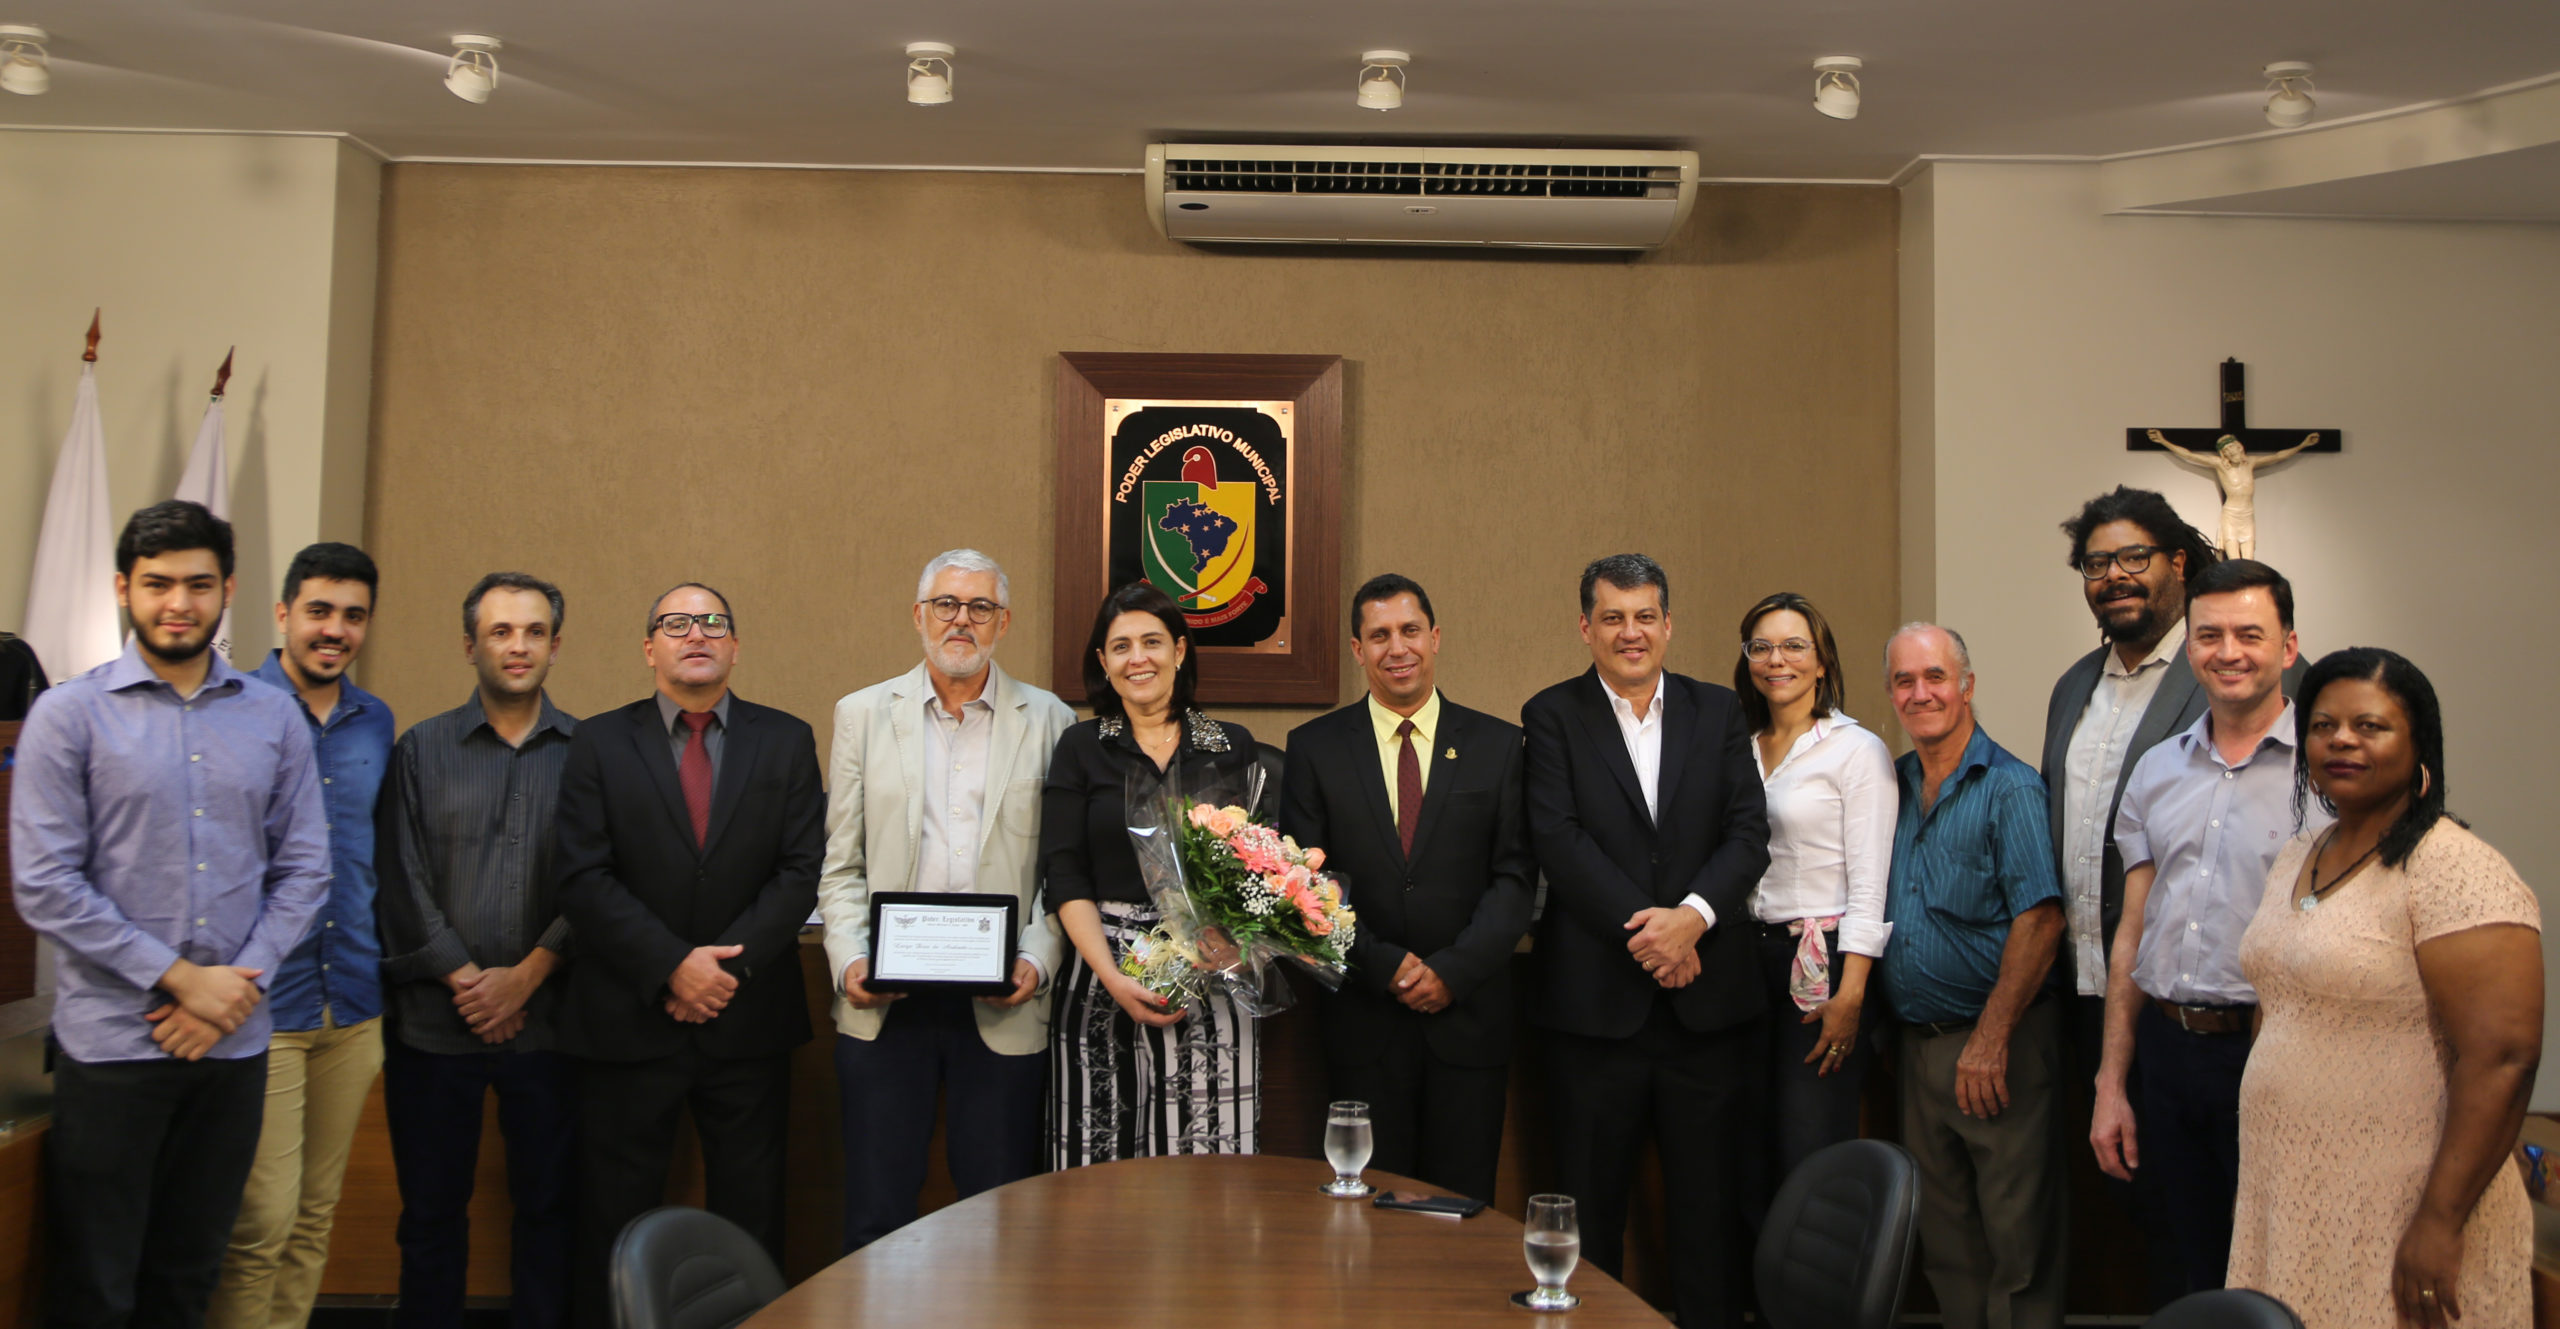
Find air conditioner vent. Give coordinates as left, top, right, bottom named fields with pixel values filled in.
left=1164, top=158, right=1681, bottom=200
left=1149, top=144, right=1700, bottom=250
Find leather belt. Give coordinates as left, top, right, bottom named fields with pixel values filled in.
left=2150, top=996, right=2255, bottom=1036
left=1906, top=989, right=2050, bottom=1039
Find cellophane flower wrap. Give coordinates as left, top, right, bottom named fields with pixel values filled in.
left=1123, top=762, right=1356, bottom=1016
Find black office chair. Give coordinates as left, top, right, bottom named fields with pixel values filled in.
left=1752, top=1138, right=1922, bottom=1329
left=2143, top=1288, right=2307, bottom=1329
left=609, top=1206, right=787, bottom=1329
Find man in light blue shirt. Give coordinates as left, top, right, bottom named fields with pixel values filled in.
left=2090, top=559, right=2319, bottom=1297
left=10, top=501, right=330, bottom=1329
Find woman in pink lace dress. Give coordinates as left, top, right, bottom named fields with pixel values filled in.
left=2230, top=648, right=2542, bottom=1329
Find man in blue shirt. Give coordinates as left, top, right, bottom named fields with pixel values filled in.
left=2089, top=560, right=2320, bottom=1296
left=11, top=501, right=331, bottom=1329
left=1877, top=623, right=2067, bottom=1329
left=212, top=544, right=395, bottom=1329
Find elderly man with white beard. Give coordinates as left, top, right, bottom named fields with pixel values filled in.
left=815, top=550, right=1075, bottom=1251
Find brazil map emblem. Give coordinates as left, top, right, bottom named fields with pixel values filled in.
left=1106, top=401, right=1290, bottom=647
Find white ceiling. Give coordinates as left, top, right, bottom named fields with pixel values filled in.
left=4, top=0, right=2559, bottom=180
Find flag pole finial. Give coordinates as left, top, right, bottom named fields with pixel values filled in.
left=211, top=347, right=235, bottom=399
left=82, top=309, right=100, bottom=363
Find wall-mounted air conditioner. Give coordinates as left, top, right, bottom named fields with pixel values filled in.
left=1145, top=144, right=1699, bottom=251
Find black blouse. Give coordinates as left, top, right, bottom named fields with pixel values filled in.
left=1040, top=711, right=1262, bottom=908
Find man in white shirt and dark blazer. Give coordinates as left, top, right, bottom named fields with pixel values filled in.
left=816, top=550, right=1074, bottom=1252
left=1521, top=554, right=1771, bottom=1329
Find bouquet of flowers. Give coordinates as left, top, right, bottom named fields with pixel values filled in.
left=1114, top=926, right=1199, bottom=1016
left=1123, top=763, right=1356, bottom=1016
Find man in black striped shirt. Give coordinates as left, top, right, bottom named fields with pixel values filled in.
left=376, top=572, right=578, bottom=1329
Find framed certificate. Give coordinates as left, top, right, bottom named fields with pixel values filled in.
left=865, top=892, right=1020, bottom=996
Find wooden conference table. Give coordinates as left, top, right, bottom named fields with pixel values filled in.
left=748, top=1154, right=1669, bottom=1326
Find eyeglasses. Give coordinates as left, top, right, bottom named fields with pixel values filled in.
left=921, top=596, right=1005, bottom=625
left=2075, top=545, right=2162, bottom=580
left=650, top=612, right=732, bottom=639
left=1744, top=637, right=1816, bottom=663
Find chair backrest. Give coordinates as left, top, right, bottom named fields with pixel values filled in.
left=1753, top=1138, right=1923, bottom=1329
left=2143, top=1288, right=2307, bottom=1329
left=610, top=1206, right=787, bottom=1329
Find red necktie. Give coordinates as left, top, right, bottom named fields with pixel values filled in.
left=1395, top=719, right=1422, bottom=857
left=679, top=710, right=714, bottom=848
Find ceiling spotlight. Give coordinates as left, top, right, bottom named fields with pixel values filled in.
left=0, top=25, right=49, bottom=97
left=445, top=35, right=501, bottom=104
left=906, top=42, right=954, bottom=106
left=1813, top=56, right=1862, bottom=120
left=1357, top=50, right=1408, bottom=111
left=2263, top=61, right=2315, bottom=129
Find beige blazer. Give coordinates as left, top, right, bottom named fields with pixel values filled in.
left=816, top=660, right=1075, bottom=1055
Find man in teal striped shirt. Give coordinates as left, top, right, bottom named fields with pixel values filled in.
left=1877, top=623, right=2067, bottom=1329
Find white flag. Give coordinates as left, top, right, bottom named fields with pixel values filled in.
left=173, top=391, right=233, bottom=661
left=20, top=364, right=122, bottom=682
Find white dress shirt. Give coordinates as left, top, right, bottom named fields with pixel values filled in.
left=914, top=690, right=1041, bottom=981
left=915, top=692, right=992, bottom=894
left=2060, top=619, right=2184, bottom=994
left=1600, top=672, right=1716, bottom=929
left=1748, top=712, right=1897, bottom=958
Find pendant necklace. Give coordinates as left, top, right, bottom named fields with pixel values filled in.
left=2299, top=830, right=2381, bottom=913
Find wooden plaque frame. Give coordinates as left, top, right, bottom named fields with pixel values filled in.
left=1053, top=352, right=1343, bottom=707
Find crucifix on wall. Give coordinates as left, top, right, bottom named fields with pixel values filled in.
left=2126, top=358, right=2340, bottom=559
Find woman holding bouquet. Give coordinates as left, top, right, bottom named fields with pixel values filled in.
left=1041, top=582, right=1264, bottom=1168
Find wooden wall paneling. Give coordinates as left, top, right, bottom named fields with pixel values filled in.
left=359, top=171, right=1903, bottom=755
left=0, top=1123, right=39, bottom=1327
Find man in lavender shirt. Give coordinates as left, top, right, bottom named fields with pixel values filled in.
left=9, top=500, right=331, bottom=1329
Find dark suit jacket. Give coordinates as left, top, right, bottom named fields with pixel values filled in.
left=553, top=694, right=825, bottom=1062
left=1521, top=668, right=1770, bottom=1041
left=1279, top=696, right=1536, bottom=1068
left=2042, top=643, right=2201, bottom=979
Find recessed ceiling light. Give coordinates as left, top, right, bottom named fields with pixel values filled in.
left=907, top=42, right=954, bottom=106
left=445, top=35, right=501, bottom=104
left=2263, top=61, right=2315, bottom=129
left=1358, top=51, right=1408, bottom=111
left=0, top=25, right=50, bottom=97
left=1813, top=56, right=1862, bottom=120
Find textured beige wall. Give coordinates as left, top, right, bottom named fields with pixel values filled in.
left=363, top=166, right=1898, bottom=752
left=1, top=130, right=378, bottom=668
left=1902, top=159, right=2560, bottom=1103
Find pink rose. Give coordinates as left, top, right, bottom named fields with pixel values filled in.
left=1302, top=847, right=1327, bottom=871
left=1204, top=806, right=1241, bottom=838
left=1187, top=803, right=1216, bottom=829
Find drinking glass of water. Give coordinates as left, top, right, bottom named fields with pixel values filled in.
left=1514, top=1193, right=1582, bottom=1311
left=1321, top=1100, right=1374, bottom=1197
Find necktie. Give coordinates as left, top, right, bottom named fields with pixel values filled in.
left=1395, top=719, right=1422, bottom=857
left=679, top=710, right=714, bottom=848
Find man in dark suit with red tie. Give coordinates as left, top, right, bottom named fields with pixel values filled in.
left=553, top=583, right=824, bottom=1325
left=1279, top=574, right=1536, bottom=1203
left=1521, top=554, right=1771, bottom=1329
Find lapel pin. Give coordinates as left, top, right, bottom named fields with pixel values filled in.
left=1445, top=747, right=1457, bottom=760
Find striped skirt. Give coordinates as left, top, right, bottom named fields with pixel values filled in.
left=1048, top=901, right=1260, bottom=1169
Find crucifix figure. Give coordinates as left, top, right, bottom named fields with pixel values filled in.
left=2127, top=358, right=2339, bottom=559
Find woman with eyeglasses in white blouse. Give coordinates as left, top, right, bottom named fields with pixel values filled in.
left=1734, top=592, right=1899, bottom=1181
